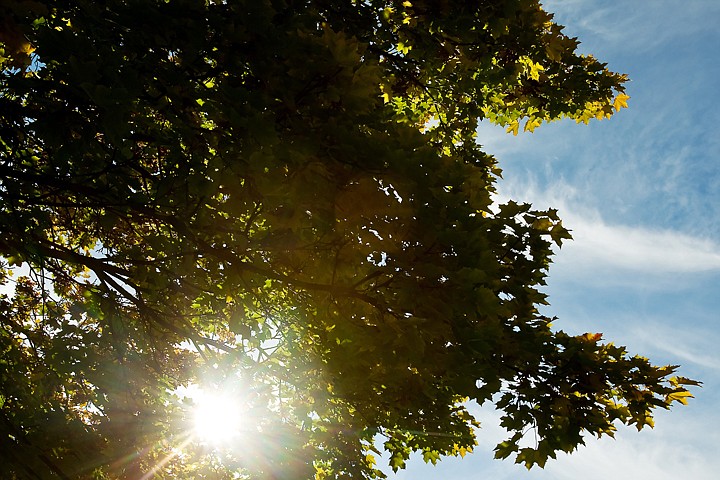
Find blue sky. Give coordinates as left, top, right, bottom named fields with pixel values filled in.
left=387, top=1, right=720, bottom=478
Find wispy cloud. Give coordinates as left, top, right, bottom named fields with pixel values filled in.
left=627, top=321, right=720, bottom=373
left=558, top=212, right=720, bottom=274
left=496, top=177, right=720, bottom=278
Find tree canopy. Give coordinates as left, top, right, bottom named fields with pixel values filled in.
left=0, top=0, right=698, bottom=478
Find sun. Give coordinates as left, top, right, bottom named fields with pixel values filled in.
left=191, top=390, right=246, bottom=445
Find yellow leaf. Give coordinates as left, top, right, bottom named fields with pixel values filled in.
left=670, top=376, right=702, bottom=387
left=666, top=390, right=694, bottom=405
left=397, top=41, right=412, bottom=54
left=582, top=332, right=603, bottom=342
left=506, top=121, right=519, bottom=135
left=524, top=117, right=542, bottom=132
left=638, top=414, right=654, bottom=429
left=613, top=93, right=630, bottom=111
left=453, top=443, right=471, bottom=458
left=528, top=62, right=544, bottom=81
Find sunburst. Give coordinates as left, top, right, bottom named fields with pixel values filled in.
left=191, top=389, right=247, bottom=445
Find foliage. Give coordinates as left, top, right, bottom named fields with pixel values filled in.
left=0, top=0, right=697, bottom=478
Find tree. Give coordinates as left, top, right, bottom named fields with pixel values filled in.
left=0, top=0, right=698, bottom=478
